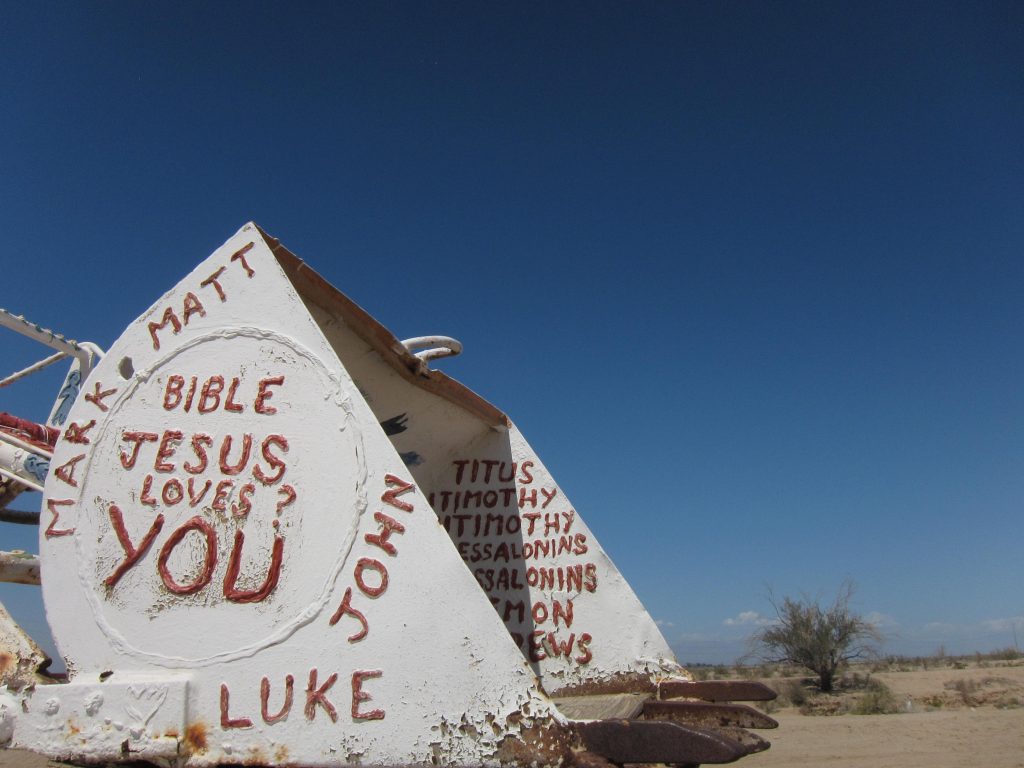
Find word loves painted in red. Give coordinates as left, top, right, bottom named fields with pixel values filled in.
left=219, top=669, right=384, bottom=729
left=147, top=242, right=256, bottom=351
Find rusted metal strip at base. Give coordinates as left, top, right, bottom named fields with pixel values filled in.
left=574, top=719, right=747, bottom=765
left=658, top=680, right=778, bottom=702
left=546, top=671, right=670, bottom=698
left=569, top=751, right=619, bottom=768
left=718, top=726, right=771, bottom=755
left=643, top=699, right=778, bottom=730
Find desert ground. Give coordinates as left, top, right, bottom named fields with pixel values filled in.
left=745, top=658, right=1024, bottom=768
left=2, top=659, right=1022, bottom=768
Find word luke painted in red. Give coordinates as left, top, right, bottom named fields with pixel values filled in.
left=220, top=669, right=384, bottom=729
left=217, top=473, right=419, bottom=731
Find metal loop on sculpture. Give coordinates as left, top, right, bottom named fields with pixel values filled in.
left=400, top=336, right=464, bottom=362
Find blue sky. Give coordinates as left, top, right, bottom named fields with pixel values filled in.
left=2, top=1, right=1022, bottom=665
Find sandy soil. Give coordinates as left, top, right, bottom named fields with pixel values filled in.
left=747, top=708, right=1024, bottom=768
left=748, top=662, right=1024, bottom=768
left=3, top=663, right=1023, bottom=768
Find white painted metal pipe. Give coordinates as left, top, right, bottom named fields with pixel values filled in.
left=0, top=551, right=41, bottom=585
left=0, top=308, right=104, bottom=377
left=400, top=335, right=463, bottom=362
left=0, top=351, right=68, bottom=389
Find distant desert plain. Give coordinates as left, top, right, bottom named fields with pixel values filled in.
left=742, top=655, right=1024, bottom=768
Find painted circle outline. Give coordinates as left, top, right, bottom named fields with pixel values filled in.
left=72, top=328, right=367, bottom=667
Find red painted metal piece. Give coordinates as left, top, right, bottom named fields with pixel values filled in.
left=0, top=412, right=58, bottom=450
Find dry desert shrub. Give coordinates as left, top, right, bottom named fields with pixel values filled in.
left=850, top=679, right=898, bottom=715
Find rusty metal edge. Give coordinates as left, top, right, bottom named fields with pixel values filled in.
left=261, top=229, right=511, bottom=431
left=574, top=719, right=747, bottom=765
left=643, top=699, right=779, bottom=730
left=658, top=680, right=778, bottom=702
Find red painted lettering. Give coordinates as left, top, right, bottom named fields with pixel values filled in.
left=148, top=306, right=181, bottom=350
left=224, top=378, right=244, bottom=412
left=212, top=479, right=233, bottom=511
left=155, top=430, right=183, bottom=472
left=120, top=431, right=158, bottom=469
left=275, top=484, right=296, bottom=513
left=220, top=684, right=253, bottom=729
left=261, top=674, right=294, bottom=724
left=104, top=504, right=165, bottom=588
left=198, top=376, right=224, bottom=413
left=53, top=453, right=85, bottom=487
left=364, top=512, right=405, bottom=556
left=187, top=477, right=212, bottom=506
left=382, top=473, right=414, bottom=512
left=552, top=599, right=574, bottom=628
left=232, top=482, right=255, bottom=517
left=575, top=633, right=593, bottom=664
left=84, top=381, right=117, bottom=412
left=546, top=632, right=575, bottom=658
left=44, top=498, right=75, bottom=538
left=182, top=291, right=205, bottom=324
left=140, top=474, right=158, bottom=506
left=354, top=558, right=388, bottom=598
left=183, top=434, right=212, bottom=474
left=231, top=242, right=256, bottom=277
left=254, top=376, right=284, bottom=414
left=63, top=420, right=96, bottom=445
left=528, top=630, right=547, bottom=662
left=219, top=433, right=252, bottom=475
left=200, top=266, right=227, bottom=301
left=164, top=375, right=185, bottom=410
left=223, top=529, right=284, bottom=603
left=157, top=516, right=217, bottom=595
left=162, top=477, right=184, bottom=505
left=329, top=587, right=369, bottom=642
left=351, top=670, right=384, bottom=721
left=305, top=669, right=338, bottom=722
left=253, top=435, right=288, bottom=484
